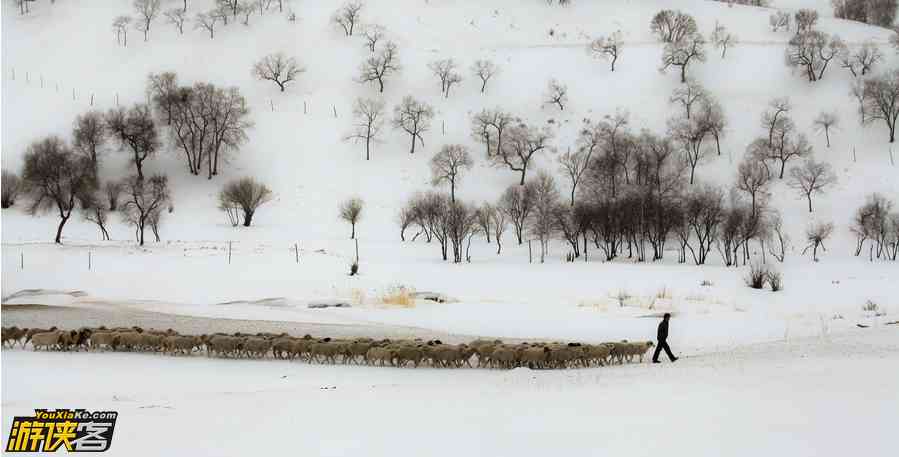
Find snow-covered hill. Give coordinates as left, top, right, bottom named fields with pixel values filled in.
left=1, top=0, right=897, bottom=347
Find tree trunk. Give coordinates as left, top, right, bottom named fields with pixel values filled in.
left=351, top=223, right=356, bottom=239
left=243, top=210, right=253, bottom=227
left=54, top=215, right=69, bottom=244
left=824, top=127, right=830, bottom=147
left=807, top=194, right=813, bottom=213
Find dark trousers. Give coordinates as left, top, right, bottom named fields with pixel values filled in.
left=652, top=340, right=676, bottom=362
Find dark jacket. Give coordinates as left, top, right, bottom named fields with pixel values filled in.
left=657, top=318, right=669, bottom=342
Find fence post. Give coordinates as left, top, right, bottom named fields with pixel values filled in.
left=294, top=242, right=299, bottom=263
left=20, top=252, right=24, bottom=270
left=303, top=101, right=307, bottom=114
left=270, top=99, right=274, bottom=111
left=116, top=93, right=119, bottom=106
left=528, top=240, right=532, bottom=264
left=90, top=94, right=94, bottom=106
left=88, top=251, right=92, bottom=271
left=333, top=105, right=337, bottom=118
left=228, top=241, right=232, bottom=264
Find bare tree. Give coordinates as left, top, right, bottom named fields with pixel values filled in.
left=471, top=59, right=499, bottom=93
left=841, top=41, right=881, bottom=78
left=429, top=58, right=463, bottom=98
left=767, top=211, right=789, bottom=262
left=106, top=104, right=160, bottom=181
left=492, top=122, right=554, bottom=185
left=660, top=32, right=706, bottom=83
left=105, top=181, right=124, bottom=211
left=430, top=144, right=473, bottom=202
left=238, top=1, right=255, bottom=25
left=470, top=108, right=514, bottom=157
left=711, top=22, right=736, bottom=58
left=683, top=184, right=725, bottom=265
left=253, top=53, right=305, bottom=92
left=735, top=156, right=771, bottom=217
left=587, top=32, right=622, bottom=71
left=527, top=171, right=561, bottom=263
left=361, top=24, right=385, bottom=52
left=168, top=83, right=253, bottom=178
left=121, top=174, right=170, bottom=246
left=794, top=8, right=819, bottom=33
left=113, top=16, right=133, bottom=46
left=669, top=79, right=706, bottom=119
left=475, top=203, right=494, bottom=243
left=357, top=41, right=400, bottom=93
left=812, top=111, right=839, bottom=147
left=147, top=71, right=179, bottom=125
left=133, top=0, right=162, bottom=41
left=850, top=78, right=867, bottom=124
left=499, top=183, right=536, bottom=244
left=696, top=96, right=727, bottom=156
left=339, top=197, right=364, bottom=239
left=785, top=31, right=846, bottom=82
left=81, top=191, right=111, bottom=241
left=861, top=68, right=899, bottom=142
left=73, top=111, right=106, bottom=173
left=761, top=97, right=793, bottom=147
left=650, top=10, right=697, bottom=43
left=1, top=170, right=23, bottom=209
left=748, top=132, right=813, bottom=179
left=802, top=221, right=833, bottom=261
left=332, top=1, right=363, bottom=36
left=446, top=200, right=478, bottom=263
left=164, top=8, right=187, bottom=34
left=21, top=137, right=94, bottom=243
left=558, top=147, right=589, bottom=207
left=769, top=11, right=790, bottom=32
left=391, top=96, right=434, bottom=154
left=490, top=204, right=508, bottom=254
left=544, top=79, right=568, bottom=110
left=194, top=11, right=218, bottom=39
left=788, top=159, right=837, bottom=212
left=346, top=98, right=385, bottom=160
left=668, top=115, right=709, bottom=184
left=218, top=177, right=273, bottom=227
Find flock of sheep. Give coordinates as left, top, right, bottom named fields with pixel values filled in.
left=1, top=325, right=656, bottom=369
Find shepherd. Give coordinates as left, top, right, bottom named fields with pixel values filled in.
left=652, top=313, right=678, bottom=363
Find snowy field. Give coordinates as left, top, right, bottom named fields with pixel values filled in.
left=3, top=328, right=899, bottom=457
left=3, top=0, right=899, bottom=454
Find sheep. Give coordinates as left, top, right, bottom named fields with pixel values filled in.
left=30, top=331, right=65, bottom=351
left=89, top=332, right=119, bottom=352
left=366, top=346, right=394, bottom=366
left=271, top=337, right=295, bottom=359
left=519, top=345, right=550, bottom=369
left=392, top=344, right=425, bottom=368
left=24, top=327, right=58, bottom=347
left=621, top=341, right=655, bottom=363
left=309, top=339, right=344, bottom=364
left=2, top=326, right=27, bottom=348
left=163, top=335, right=201, bottom=355
left=115, top=331, right=144, bottom=352
left=139, top=333, right=164, bottom=352
left=206, top=335, right=242, bottom=358
left=243, top=337, right=273, bottom=358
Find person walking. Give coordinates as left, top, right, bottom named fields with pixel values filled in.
left=652, top=313, right=678, bottom=363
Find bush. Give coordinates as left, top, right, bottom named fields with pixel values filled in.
left=380, top=285, right=414, bottom=307
left=746, top=263, right=767, bottom=289
left=1, top=169, right=23, bottom=208
left=218, top=177, right=273, bottom=227
left=766, top=271, right=783, bottom=292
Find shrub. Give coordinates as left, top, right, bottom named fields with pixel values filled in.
left=766, top=271, right=783, bottom=292
left=1, top=169, right=23, bottom=208
left=746, top=263, right=767, bottom=289
left=381, top=285, right=414, bottom=307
